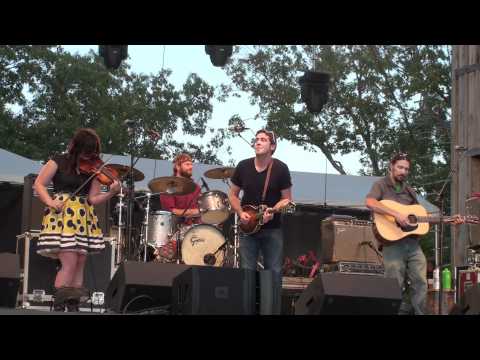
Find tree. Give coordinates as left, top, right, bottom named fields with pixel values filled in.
left=0, top=45, right=230, bottom=165
left=222, top=45, right=453, bottom=261
left=222, top=46, right=452, bottom=191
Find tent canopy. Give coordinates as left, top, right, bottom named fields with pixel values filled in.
left=0, top=148, right=439, bottom=214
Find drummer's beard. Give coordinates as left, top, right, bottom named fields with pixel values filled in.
left=179, top=169, right=192, bottom=178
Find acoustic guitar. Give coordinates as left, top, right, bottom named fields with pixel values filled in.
left=372, top=199, right=479, bottom=242
left=239, top=201, right=296, bottom=235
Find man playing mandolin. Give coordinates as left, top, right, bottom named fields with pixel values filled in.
left=228, top=129, right=292, bottom=313
left=365, top=153, right=463, bottom=315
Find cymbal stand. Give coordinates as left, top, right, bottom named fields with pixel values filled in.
left=222, top=177, right=240, bottom=269
left=176, top=189, right=199, bottom=264
left=115, top=186, right=125, bottom=265
left=140, top=192, right=152, bottom=262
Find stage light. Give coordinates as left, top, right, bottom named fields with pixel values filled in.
left=99, top=45, right=128, bottom=70
left=299, top=70, right=330, bottom=114
left=205, top=45, right=233, bottom=67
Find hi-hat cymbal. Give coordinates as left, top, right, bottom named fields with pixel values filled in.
left=108, top=164, right=145, bottom=182
left=148, top=176, right=196, bottom=195
left=204, top=167, right=235, bottom=179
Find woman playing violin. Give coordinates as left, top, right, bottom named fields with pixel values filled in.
left=34, top=128, right=120, bottom=312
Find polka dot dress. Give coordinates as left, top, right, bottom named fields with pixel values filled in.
left=37, top=193, right=104, bottom=258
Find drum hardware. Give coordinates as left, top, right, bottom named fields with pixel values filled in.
left=203, top=167, right=235, bottom=180
left=203, top=240, right=228, bottom=266
left=108, top=164, right=145, bottom=182
left=202, top=166, right=241, bottom=269
left=198, top=191, right=231, bottom=225
left=148, top=176, right=197, bottom=195
left=181, top=224, right=227, bottom=267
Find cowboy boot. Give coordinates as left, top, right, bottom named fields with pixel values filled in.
left=53, top=287, right=68, bottom=312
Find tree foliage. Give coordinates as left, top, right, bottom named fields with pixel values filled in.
left=222, top=45, right=452, bottom=202
left=0, top=45, right=229, bottom=164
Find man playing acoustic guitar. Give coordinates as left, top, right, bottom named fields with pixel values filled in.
left=366, top=153, right=464, bottom=315
left=229, top=129, right=292, bottom=313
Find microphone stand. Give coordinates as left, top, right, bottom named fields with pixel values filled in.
left=125, top=124, right=137, bottom=261
left=435, top=166, right=455, bottom=315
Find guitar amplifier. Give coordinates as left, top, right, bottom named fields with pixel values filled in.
left=320, top=217, right=382, bottom=264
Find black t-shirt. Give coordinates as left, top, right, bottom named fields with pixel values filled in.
left=231, top=157, right=292, bottom=229
left=51, top=153, right=92, bottom=196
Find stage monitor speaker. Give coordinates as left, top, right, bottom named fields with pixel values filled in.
left=172, top=267, right=257, bottom=315
left=21, top=174, right=110, bottom=234
left=320, top=218, right=381, bottom=264
left=105, top=261, right=191, bottom=313
left=294, top=272, right=402, bottom=315
left=0, top=253, right=21, bottom=308
left=450, top=284, right=480, bottom=315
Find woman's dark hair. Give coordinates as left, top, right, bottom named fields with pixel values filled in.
left=65, top=128, right=101, bottom=174
left=390, top=152, right=411, bottom=165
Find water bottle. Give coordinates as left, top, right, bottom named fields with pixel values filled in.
left=442, top=267, right=452, bottom=290
left=433, top=268, right=440, bottom=290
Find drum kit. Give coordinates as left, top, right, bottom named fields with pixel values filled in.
left=108, top=164, right=239, bottom=269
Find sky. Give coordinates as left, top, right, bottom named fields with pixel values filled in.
left=62, top=45, right=363, bottom=175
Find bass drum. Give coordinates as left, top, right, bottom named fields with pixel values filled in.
left=181, top=224, right=226, bottom=267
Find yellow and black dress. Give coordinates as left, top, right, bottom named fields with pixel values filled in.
left=37, top=153, right=105, bottom=259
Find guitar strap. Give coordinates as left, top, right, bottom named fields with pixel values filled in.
left=261, top=159, right=274, bottom=203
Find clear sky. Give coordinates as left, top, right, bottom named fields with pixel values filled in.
left=62, top=45, right=363, bottom=175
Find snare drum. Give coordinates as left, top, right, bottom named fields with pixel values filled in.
left=181, top=224, right=226, bottom=266
left=146, top=210, right=175, bottom=248
left=198, top=191, right=231, bottom=224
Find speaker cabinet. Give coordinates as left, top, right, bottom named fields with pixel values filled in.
left=0, top=253, right=21, bottom=308
left=294, top=272, right=402, bottom=315
left=171, top=266, right=257, bottom=315
left=105, top=262, right=191, bottom=313
left=450, top=284, right=480, bottom=315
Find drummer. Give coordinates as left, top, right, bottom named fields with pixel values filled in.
left=157, top=153, right=202, bottom=260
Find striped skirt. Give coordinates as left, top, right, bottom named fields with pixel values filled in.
left=37, top=193, right=105, bottom=259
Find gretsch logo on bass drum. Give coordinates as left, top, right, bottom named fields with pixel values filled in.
left=190, top=234, right=205, bottom=247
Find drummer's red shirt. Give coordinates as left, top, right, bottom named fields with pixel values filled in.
left=159, top=184, right=201, bottom=225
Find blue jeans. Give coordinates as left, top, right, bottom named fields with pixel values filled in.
left=240, top=228, right=283, bottom=313
left=382, top=237, right=427, bottom=315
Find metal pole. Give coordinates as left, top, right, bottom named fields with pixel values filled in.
left=143, top=193, right=151, bottom=262
left=116, top=187, right=124, bottom=265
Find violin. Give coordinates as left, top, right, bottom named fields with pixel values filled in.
left=79, top=157, right=120, bottom=186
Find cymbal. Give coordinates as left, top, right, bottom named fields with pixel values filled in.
left=108, top=164, right=145, bottom=182
left=148, top=176, right=196, bottom=195
left=204, top=167, right=235, bottom=179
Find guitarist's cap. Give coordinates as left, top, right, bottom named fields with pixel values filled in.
left=391, top=152, right=410, bottom=164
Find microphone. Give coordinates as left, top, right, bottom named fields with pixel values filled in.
left=200, top=177, right=210, bottom=191
left=203, top=253, right=216, bottom=265
left=229, top=124, right=249, bottom=133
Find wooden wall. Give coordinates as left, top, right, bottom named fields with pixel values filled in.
left=451, top=45, right=480, bottom=268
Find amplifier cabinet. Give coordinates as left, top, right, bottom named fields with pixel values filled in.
left=320, top=219, right=382, bottom=264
